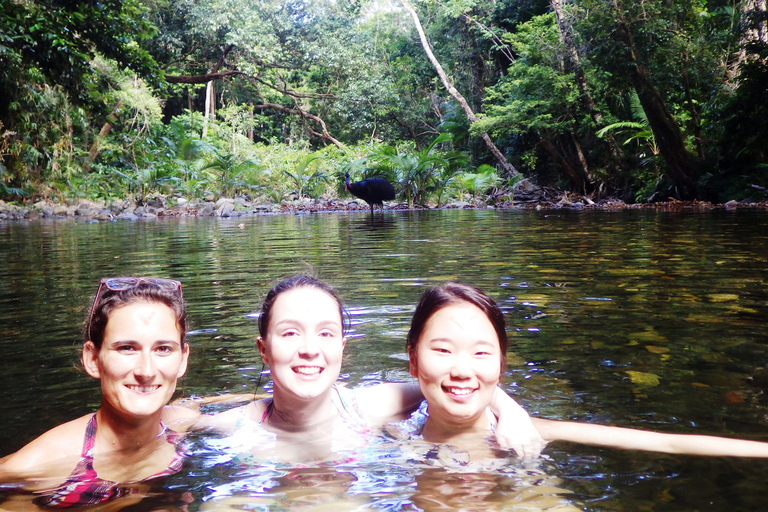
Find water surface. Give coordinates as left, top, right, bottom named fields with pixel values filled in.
left=1, top=210, right=767, bottom=510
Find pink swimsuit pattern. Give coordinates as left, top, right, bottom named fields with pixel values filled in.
left=33, top=414, right=184, bottom=508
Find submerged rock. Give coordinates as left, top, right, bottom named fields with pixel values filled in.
left=216, top=202, right=235, bottom=217
left=117, top=211, right=139, bottom=221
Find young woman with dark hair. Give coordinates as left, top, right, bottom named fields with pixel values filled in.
left=405, top=282, right=768, bottom=458
left=0, top=277, right=191, bottom=507
left=192, top=275, right=544, bottom=463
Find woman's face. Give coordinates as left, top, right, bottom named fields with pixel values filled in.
left=409, top=302, right=501, bottom=429
left=258, top=286, right=345, bottom=402
left=83, top=301, right=189, bottom=420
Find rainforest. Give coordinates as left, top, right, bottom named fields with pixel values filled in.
left=1, top=0, right=767, bottom=207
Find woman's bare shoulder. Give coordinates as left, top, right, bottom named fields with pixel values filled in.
left=194, top=399, right=270, bottom=434
left=0, top=414, right=91, bottom=479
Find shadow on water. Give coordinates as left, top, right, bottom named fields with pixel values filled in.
left=343, top=211, right=400, bottom=236
left=1, top=210, right=767, bottom=510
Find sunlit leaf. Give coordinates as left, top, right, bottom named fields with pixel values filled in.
left=706, top=293, right=739, bottom=302
left=628, top=331, right=667, bottom=343
left=626, top=370, right=661, bottom=386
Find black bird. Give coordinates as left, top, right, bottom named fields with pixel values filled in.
left=345, top=172, right=396, bottom=213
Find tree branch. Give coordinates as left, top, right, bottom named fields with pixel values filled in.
left=164, top=45, right=342, bottom=147
left=399, top=0, right=520, bottom=177
left=165, top=70, right=244, bottom=84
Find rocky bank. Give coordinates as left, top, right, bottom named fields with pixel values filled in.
left=1, top=188, right=766, bottom=223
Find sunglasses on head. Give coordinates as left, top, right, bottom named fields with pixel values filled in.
left=87, top=277, right=183, bottom=341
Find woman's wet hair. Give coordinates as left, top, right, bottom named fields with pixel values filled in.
left=258, top=275, right=348, bottom=337
left=86, top=283, right=188, bottom=349
left=407, top=282, right=508, bottom=370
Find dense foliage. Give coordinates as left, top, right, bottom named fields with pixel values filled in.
left=1, top=0, right=766, bottom=204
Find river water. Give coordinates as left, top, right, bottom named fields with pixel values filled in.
left=1, top=209, right=767, bottom=510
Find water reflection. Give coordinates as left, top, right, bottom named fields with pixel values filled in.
left=202, top=468, right=365, bottom=512
left=1, top=210, right=767, bottom=511
left=0, top=486, right=194, bottom=512
left=411, top=468, right=577, bottom=511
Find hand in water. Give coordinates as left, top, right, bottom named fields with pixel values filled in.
left=495, top=411, right=548, bottom=459
left=490, top=388, right=547, bottom=459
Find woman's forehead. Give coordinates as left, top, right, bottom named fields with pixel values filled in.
left=271, top=287, right=342, bottom=319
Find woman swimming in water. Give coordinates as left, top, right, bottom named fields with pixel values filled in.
left=0, top=277, right=191, bottom=507
left=405, top=281, right=768, bottom=458
left=191, top=275, right=544, bottom=463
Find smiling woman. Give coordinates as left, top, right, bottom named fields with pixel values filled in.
left=0, top=277, right=191, bottom=508
left=403, top=282, right=768, bottom=460
left=190, top=275, right=543, bottom=466
left=409, top=302, right=503, bottom=442
left=193, top=275, right=415, bottom=464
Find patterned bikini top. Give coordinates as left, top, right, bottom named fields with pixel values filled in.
left=214, top=384, right=373, bottom=467
left=33, top=414, right=185, bottom=508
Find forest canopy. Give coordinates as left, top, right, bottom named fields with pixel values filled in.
left=1, top=0, right=767, bottom=205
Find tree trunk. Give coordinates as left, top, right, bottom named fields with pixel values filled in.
left=681, top=60, right=705, bottom=162
left=570, top=130, right=590, bottom=194
left=400, top=0, right=520, bottom=177
left=728, top=0, right=768, bottom=82
left=552, top=0, right=622, bottom=176
left=248, top=102, right=254, bottom=142
left=202, top=80, right=214, bottom=138
left=539, top=134, right=584, bottom=191
left=85, top=101, right=122, bottom=170
left=196, top=45, right=234, bottom=139
left=612, top=0, right=700, bottom=198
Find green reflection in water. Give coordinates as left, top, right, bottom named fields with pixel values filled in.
left=1, top=210, right=767, bottom=511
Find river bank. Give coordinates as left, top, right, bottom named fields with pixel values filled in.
left=1, top=193, right=767, bottom=222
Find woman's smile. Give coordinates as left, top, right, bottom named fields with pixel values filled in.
left=258, top=286, right=346, bottom=404
left=126, top=384, right=162, bottom=393
left=410, top=302, right=501, bottom=430
left=84, top=302, right=189, bottom=420
left=443, top=385, right=478, bottom=400
left=294, top=366, right=323, bottom=376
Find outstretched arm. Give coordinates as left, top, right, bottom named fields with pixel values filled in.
left=0, top=416, right=88, bottom=487
left=165, top=394, right=270, bottom=433
left=489, top=388, right=547, bottom=459
left=532, top=418, right=768, bottom=457
left=354, top=383, right=547, bottom=458
left=353, top=383, right=425, bottom=424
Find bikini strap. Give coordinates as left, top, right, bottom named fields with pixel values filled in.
left=485, top=407, right=498, bottom=433
left=82, top=414, right=98, bottom=454
left=160, top=421, right=179, bottom=443
left=261, top=398, right=274, bottom=423
left=79, top=414, right=99, bottom=470
left=149, top=422, right=186, bottom=478
left=331, top=385, right=368, bottom=431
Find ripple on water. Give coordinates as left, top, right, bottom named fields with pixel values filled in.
left=1, top=210, right=768, bottom=511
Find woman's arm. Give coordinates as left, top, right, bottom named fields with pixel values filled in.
left=490, top=388, right=546, bottom=459
left=354, top=383, right=546, bottom=459
left=166, top=394, right=270, bottom=432
left=0, top=417, right=88, bottom=485
left=354, top=383, right=424, bottom=423
left=533, top=418, right=768, bottom=457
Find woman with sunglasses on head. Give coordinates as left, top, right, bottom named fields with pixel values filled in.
left=401, top=281, right=768, bottom=461
left=0, top=277, right=191, bottom=508
left=191, top=275, right=543, bottom=465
